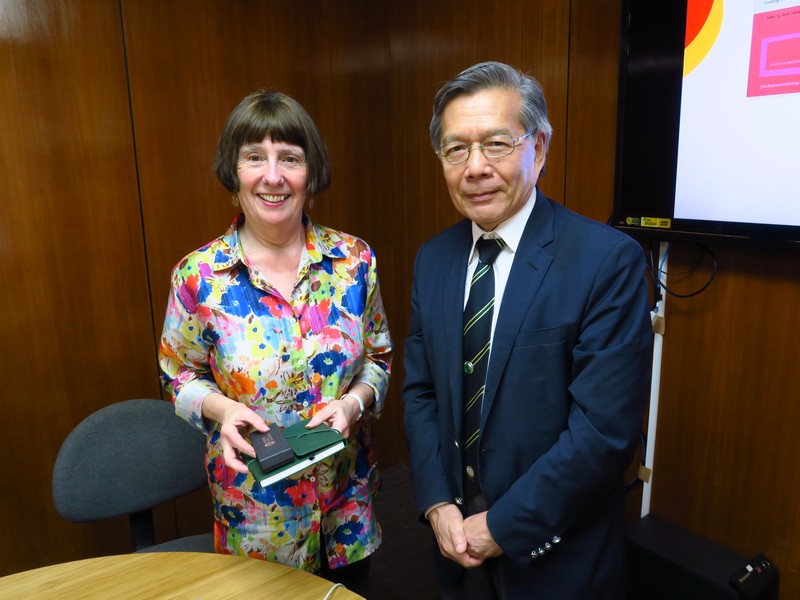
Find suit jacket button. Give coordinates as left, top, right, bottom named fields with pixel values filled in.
left=454, top=496, right=464, bottom=506
left=552, top=535, right=561, bottom=544
left=454, top=440, right=460, bottom=449
left=465, top=465, right=475, bottom=478
left=529, top=550, right=538, bottom=559
left=544, top=542, right=552, bottom=551
left=463, top=361, right=474, bottom=375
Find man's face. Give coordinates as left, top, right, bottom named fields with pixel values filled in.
left=438, top=88, right=546, bottom=231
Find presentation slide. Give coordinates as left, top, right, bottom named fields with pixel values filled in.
left=748, top=0, right=800, bottom=96
left=674, top=0, right=800, bottom=227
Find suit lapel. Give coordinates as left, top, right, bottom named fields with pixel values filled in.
left=482, top=196, right=556, bottom=421
left=441, top=224, right=472, bottom=431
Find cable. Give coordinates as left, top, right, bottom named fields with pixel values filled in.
left=323, top=582, right=348, bottom=600
left=647, top=241, right=717, bottom=299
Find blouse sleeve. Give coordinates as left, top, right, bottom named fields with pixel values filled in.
left=351, top=246, right=392, bottom=417
left=158, top=265, right=220, bottom=433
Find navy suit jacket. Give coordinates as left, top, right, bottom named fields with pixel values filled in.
left=403, top=193, right=653, bottom=598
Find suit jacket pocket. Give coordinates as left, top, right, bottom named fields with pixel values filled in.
left=514, top=324, right=569, bottom=347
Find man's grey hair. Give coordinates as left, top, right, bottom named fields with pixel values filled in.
left=429, top=61, right=553, bottom=153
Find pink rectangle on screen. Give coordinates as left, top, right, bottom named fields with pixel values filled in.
left=748, top=6, right=800, bottom=96
left=761, top=33, right=800, bottom=75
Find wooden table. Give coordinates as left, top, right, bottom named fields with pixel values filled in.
left=0, top=552, right=364, bottom=599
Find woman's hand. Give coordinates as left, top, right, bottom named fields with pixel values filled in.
left=202, top=393, right=268, bottom=473
left=306, top=384, right=374, bottom=438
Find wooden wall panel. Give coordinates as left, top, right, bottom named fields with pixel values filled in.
left=0, top=0, right=161, bottom=574
left=651, top=243, right=800, bottom=597
left=565, top=0, right=622, bottom=222
left=12, top=2, right=800, bottom=597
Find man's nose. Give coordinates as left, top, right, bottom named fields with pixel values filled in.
left=465, top=144, right=491, bottom=176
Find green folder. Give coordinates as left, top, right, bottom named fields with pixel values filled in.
left=246, top=419, right=346, bottom=488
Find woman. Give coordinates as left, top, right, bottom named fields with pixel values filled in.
left=158, top=91, right=392, bottom=594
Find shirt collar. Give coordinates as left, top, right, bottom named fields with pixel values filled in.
left=469, top=187, right=537, bottom=258
left=210, top=212, right=339, bottom=272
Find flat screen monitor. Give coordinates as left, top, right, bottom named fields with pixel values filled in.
left=613, top=0, right=800, bottom=247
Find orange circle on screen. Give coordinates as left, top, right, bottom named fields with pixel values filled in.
left=684, top=0, right=723, bottom=76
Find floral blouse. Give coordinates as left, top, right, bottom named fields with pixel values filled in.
left=158, top=214, right=392, bottom=572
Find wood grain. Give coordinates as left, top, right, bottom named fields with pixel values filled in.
left=0, top=552, right=362, bottom=599
left=4, top=1, right=800, bottom=597
left=0, top=0, right=162, bottom=574
left=651, top=242, right=800, bottom=597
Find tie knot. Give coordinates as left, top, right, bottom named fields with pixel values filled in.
left=476, top=236, right=504, bottom=266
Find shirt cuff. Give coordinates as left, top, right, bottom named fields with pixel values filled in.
left=424, top=501, right=451, bottom=520
left=175, top=379, right=222, bottom=434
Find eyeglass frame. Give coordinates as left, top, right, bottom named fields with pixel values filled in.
left=435, top=130, right=536, bottom=165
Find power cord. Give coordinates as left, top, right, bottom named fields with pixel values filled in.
left=647, top=241, right=717, bottom=300
left=323, top=582, right=349, bottom=599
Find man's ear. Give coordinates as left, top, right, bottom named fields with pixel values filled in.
left=533, top=130, right=548, bottom=178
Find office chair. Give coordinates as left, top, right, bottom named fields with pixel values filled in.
left=52, top=398, right=215, bottom=552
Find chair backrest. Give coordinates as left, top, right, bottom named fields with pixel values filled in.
left=52, top=398, right=208, bottom=549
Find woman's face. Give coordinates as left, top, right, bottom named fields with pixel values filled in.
left=236, top=135, right=308, bottom=233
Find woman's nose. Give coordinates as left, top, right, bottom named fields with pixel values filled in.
left=260, top=160, right=284, bottom=184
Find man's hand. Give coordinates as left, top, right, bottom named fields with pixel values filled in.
left=463, top=511, right=503, bottom=559
left=428, top=503, right=485, bottom=568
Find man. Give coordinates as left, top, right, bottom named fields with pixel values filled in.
left=403, top=61, right=653, bottom=599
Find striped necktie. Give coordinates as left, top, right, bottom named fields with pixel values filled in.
left=462, top=235, right=504, bottom=501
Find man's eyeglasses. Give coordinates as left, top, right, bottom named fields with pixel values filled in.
left=436, top=131, right=535, bottom=165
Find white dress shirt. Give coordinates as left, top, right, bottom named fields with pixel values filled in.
left=465, top=188, right=538, bottom=339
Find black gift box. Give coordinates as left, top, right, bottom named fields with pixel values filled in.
left=250, top=428, right=294, bottom=472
